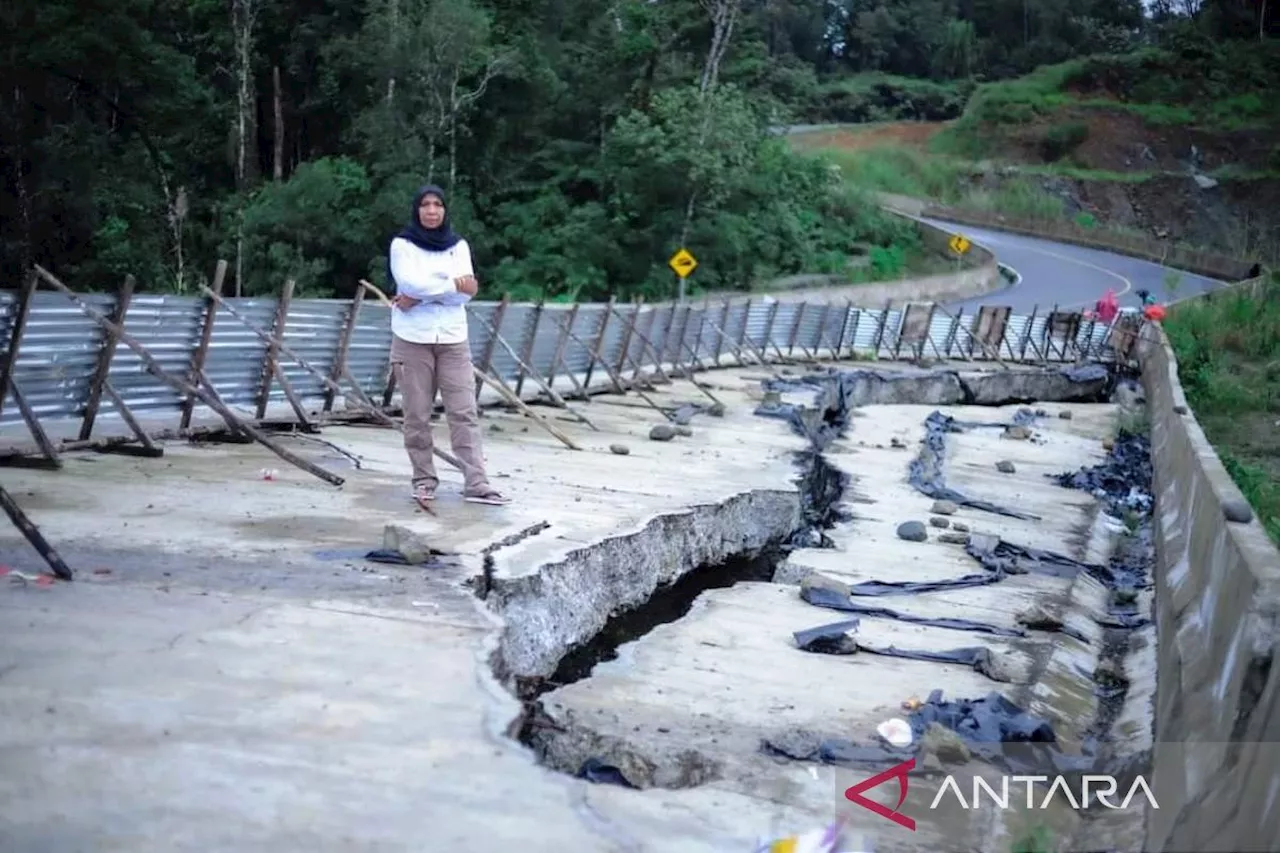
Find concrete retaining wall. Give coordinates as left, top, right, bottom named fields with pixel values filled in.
left=1138, top=325, right=1280, bottom=851
left=922, top=204, right=1257, bottom=283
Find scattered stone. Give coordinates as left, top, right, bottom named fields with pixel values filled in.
left=1112, top=589, right=1139, bottom=607
left=890, top=437, right=906, bottom=449
left=609, top=443, right=631, bottom=456
left=918, top=722, right=971, bottom=772
left=800, top=572, right=852, bottom=600
left=1223, top=499, right=1254, bottom=524
left=1058, top=410, right=1074, bottom=420
left=649, top=424, right=676, bottom=442
left=1035, top=408, right=1048, bottom=416
left=761, top=390, right=782, bottom=407
left=674, top=425, right=693, bottom=437
left=1016, top=603, right=1063, bottom=633
left=896, top=521, right=928, bottom=542
left=383, top=525, right=432, bottom=565
left=929, top=517, right=951, bottom=529
left=488, top=423, right=504, bottom=432
left=996, top=460, right=1017, bottom=474
left=931, top=500, right=959, bottom=516
left=708, top=403, right=726, bottom=417
left=1003, top=425, right=1033, bottom=440
left=1102, top=437, right=1116, bottom=451
left=952, top=522, right=970, bottom=533
left=1173, top=404, right=1188, bottom=415
left=937, top=532, right=969, bottom=545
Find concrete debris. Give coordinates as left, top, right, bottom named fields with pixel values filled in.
left=896, top=521, right=928, bottom=542
left=649, top=424, right=676, bottom=442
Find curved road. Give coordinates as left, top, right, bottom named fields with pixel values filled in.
left=928, top=218, right=1227, bottom=313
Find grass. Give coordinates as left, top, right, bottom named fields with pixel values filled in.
left=1164, top=272, right=1280, bottom=544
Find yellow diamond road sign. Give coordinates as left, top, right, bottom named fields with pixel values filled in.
left=668, top=248, right=698, bottom=279
left=949, top=234, right=971, bottom=255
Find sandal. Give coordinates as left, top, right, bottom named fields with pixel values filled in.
left=411, top=483, right=436, bottom=507
left=465, top=487, right=511, bottom=506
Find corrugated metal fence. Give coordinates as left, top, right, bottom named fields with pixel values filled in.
left=0, top=288, right=1132, bottom=432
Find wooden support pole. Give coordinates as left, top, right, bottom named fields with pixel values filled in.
left=787, top=301, right=807, bottom=357
left=558, top=321, right=673, bottom=421
left=256, top=279, right=295, bottom=419
left=474, top=294, right=510, bottom=400
left=473, top=370, right=581, bottom=451
left=181, top=260, right=228, bottom=430
left=870, top=299, right=892, bottom=360
left=0, top=484, right=73, bottom=581
left=737, top=300, right=751, bottom=358
left=325, top=286, right=365, bottom=413
left=80, top=274, right=135, bottom=440
left=713, top=299, right=731, bottom=365
left=812, top=302, right=833, bottom=359
left=614, top=304, right=723, bottom=408
left=7, top=379, right=60, bottom=469
left=513, top=299, right=544, bottom=399
left=100, top=380, right=163, bottom=457
left=545, top=302, right=578, bottom=392
left=33, top=265, right=345, bottom=487
left=584, top=296, right=615, bottom=389
left=835, top=300, right=854, bottom=359
left=613, top=298, right=642, bottom=380
left=0, top=270, right=38, bottom=423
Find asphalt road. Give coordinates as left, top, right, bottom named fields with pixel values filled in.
left=927, top=218, right=1227, bottom=313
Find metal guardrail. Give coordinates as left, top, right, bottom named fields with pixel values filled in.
left=0, top=284, right=1137, bottom=436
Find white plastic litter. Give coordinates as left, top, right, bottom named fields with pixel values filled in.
left=876, top=717, right=913, bottom=747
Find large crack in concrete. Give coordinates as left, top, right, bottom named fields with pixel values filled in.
left=483, top=362, right=1157, bottom=842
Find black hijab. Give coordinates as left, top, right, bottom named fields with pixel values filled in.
left=395, top=183, right=462, bottom=252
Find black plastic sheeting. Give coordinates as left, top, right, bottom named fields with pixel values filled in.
left=908, top=410, right=1042, bottom=520
left=845, top=573, right=1003, bottom=596
left=800, top=582, right=1026, bottom=637
left=761, top=689, right=1076, bottom=776
left=1050, top=431, right=1155, bottom=518
left=576, top=757, right=638, bottom=788
left=793, top=620, right=1015, bottom=681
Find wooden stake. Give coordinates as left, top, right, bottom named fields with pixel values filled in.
left=0, top=270, right=37, bottom=423
left=181, top=260, right=227, bottom=430
left=7, top=379, right=60, bottom=469
left=558, top=321, right=673, bottom=421
left=473, top=312, right=599, bottom=431
left=584, top=296, right=615, bottom=389
left=325, top=286, right=365, bottom=413
left=0, top=484, right=73, bottom=581
left=34, top=265, right=345, bottom=487
left=545, top=302, right=578, bottom=392
left=513, top=299, right=544, bottom=398
left=474, top=294, right=510, bottom=400
left=613, top=298, right=642, bottom=380
left=713, top=299, right=732, bottom=365
left=612, top=304, right=722, bottom=408
left=256, top=278, right=297, bottom=420
left=80, top=274, right=135, bottom=440
left=100, top=380, right=163, bottom=457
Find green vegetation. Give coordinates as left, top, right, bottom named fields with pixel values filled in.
left=1165, top=273, right=1280, bottom=544
left=806, top=74, right=974, bottom=124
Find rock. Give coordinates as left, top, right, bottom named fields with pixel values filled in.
left=1058, top=410, right=1074, bottom=420
left=488, top=423, right=504, bottom=432
left=996, top=460, right=1016, bottom=474
left=649, top=424, right=676, bottom=442
left=890, top=437, right=906, bottom=449
left=761, top=390, right=782, bottom=407
left=1102, top=437, right=1116, bottom=451
left=1112, top=589, right=1139, bottom=607
left=1223, top=499, right=1254, bottom=524
left=383, top=525, right=432, bottom=565
left=938, top=532, right=969, bottom=545
left=930, top=500, right=959, bottom=516
left=918, top=722, right=971, bottom=772
left=1016, top=603, right=1063, bottom=632
left=1035, top=408, right=1048, bottom=416
left=929, top=517, right=951, bottom=529
left=609, top=443, right=631, bottom=456
left=1173, top=404, right=1188, bottom=415
left=952, top=522, right=970, bottom=533
left=708, top=403, right=726, bottom=418
left=896, top=521, right=928, bottom=542
left=1003, top=425, right=1033, bottom=440
left=801, top=572, right=852, bottom=600
left=674, top=425, right=694, bottom=437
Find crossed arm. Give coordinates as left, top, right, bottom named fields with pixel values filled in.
left=388, top=238, right=479, bottom=308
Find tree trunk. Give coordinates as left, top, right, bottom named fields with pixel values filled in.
left=232, top=0, right=260, bottom=296
left=272, top=64, right=284, bottom=181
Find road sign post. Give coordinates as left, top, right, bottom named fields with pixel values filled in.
left=668, top=247, right=698, bottom=303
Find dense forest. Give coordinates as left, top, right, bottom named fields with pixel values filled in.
left=2, top=0, right=1274, bottom=301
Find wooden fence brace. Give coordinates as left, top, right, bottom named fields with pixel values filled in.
left=0, top=270, right=38, bottom=423
left=610, top=304, right=722, bottom=408
left=181, top=261, right=228, bottom=430
left=256, top=279, right=295, bottom=420
left=708, top=309, right=777, bottom=376
left=713, top=298, right=732, bottom=365
left=545, top=301, right=578, bottom=392
left=474, top=293, right=510, bottom=401
left=636, top=304, right=668, bottom=383
left=99, top=380, right=163, bottom=457
left=557, top=320, right=673, bottom=421
left=583, top=296, right=615, bottom=389
left=80, top=274, right=136, bottom=440
left=935, top=303, right=1009, bottom=368
left=472, top=368, right=581, bottom=451
left=513, top=298, right=544, bottom=398
left=1046, top=303, right=1064, bottom=360
left=604, top=304, right=658, bottom=388
left=1017, top=304, right=1038, bottom=361
left=702, top=312, right=761, bottom=372
left=760, top=300, right=782, bottom=362
left=472, top=312, right=599, bottom=431
left=605, top=312, right=671, bottom=390
left=870, top=299, right=893, bottom=360
left=1023, top=306, right=1050, bottom=364
left=4, top=380, right=60, bottom=469
left=613, top=298, right=643, bottom=382
left=941, top=307, right=963, bottom=360
left=787, top=301, right=807, bottom=357
left=382, top=363, right=398, bottom=409
left=673, top=303, right=696, bottom=373
left=325, top=286, right=365, bottom=413
left=841, top=300, right=858, bottom=359
left=813, top=302, right=833, bottom=359
left=610, top=303, right=676, bottom=384
left=736, top=299, right=751, bottom=360
left=34, top=266, right=345, bottom=487
left=0, top=484, right=73, bottom=581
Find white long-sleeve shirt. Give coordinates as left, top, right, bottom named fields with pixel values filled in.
left=388, top=236, right=475, bottom=344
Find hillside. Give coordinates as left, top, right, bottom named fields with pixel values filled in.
left=793, top=36, right=1280, bottom=264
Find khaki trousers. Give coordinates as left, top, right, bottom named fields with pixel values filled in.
left=389, top=335, right=489, bottom=492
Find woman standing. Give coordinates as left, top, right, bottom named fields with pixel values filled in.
left=388, top=184, right=510, bottom=508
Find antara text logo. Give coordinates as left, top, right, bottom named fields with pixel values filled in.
left=843, top=758, right=1160, bottom=832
